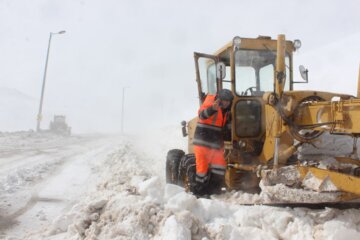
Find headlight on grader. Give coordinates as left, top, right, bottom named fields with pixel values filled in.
left=293, top=39, right=302, bottom=50
left=233, top=36, right=242, bottom=50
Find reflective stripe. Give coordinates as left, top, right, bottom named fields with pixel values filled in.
left=199, top=107, right=216, bottom=120
left=203, top=109, right=209, bottom=118
left=196, top=176, right=206, bottom=183
left=196, top=172, right=207, bottom=177
left=192, top=139, right=222, bottom=149
left=211, top=112, right=218, bottom=125
left=199, top=109, right=209, bottom=119
left=211, top=169, right=225, bottom=175
left=196, top=123, right=222, bottom=131
left=196, top=173, right=208, bottom=183
left=210, top=164, right=226, bottom=170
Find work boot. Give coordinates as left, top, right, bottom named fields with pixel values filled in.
left=190, top=179, right=210, bottom=198
left=205, top=173, right=225, bottom=195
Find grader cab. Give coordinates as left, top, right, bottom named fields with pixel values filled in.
left=166, top=34, right=360, bottom=205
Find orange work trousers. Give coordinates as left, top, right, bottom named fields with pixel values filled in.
left=194, top=145, right=226, bottom=177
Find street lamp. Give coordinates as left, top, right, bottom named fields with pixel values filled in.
left=36, top=30, right=66, bottom=132
left=121, top=86, right=130, bottom=134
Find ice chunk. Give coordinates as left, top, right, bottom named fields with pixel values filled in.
left=138, top=176, right=163, bottom=203
left=322, top=220, right=360, bottom=240
left=164, top=183, right=184, bottom=202
left=130, top=175, right=146, bottom=187
left=159, top=215, right=191, bottom=240
left=229, top=226, right=275, bottom=240
left=88, top=199, right=108, bottom=212
left=302, top=173, right=338, bottom=192
left=165, top=192, right=197, bottom=211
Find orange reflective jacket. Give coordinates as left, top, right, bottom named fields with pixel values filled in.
left=193, top=95, right=229, bottom=149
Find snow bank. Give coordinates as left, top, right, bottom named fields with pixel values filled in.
left=23, top=133, right=359, bottom=240
left=5, top=127, right=360, bottom=239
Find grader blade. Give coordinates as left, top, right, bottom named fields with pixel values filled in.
left=298, top=166, right=360, bottom=197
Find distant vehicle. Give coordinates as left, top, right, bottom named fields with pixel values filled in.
left=49, top=115, right=71, bottom=136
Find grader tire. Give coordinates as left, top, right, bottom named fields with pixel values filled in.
left=166, top=149, right=185, bottom=184
left=178, top=154, right=196, bottom=191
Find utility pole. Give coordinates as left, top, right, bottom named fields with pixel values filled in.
left=121, top=87, right=129, bottom=134
left=36, top=30, right=66, bottom=132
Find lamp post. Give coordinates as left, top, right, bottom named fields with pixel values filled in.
left=36, top=30, right=66, bottom=132
left=121, top=86, right=130, bottom=134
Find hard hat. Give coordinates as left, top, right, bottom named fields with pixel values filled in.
left=218, top=89, right=234, bottom=101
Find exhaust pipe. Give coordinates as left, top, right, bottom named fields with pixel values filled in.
left=275, top=34, right=286, bottom=97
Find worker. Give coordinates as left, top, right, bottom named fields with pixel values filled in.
left=191, top=89, right=234, bottom=196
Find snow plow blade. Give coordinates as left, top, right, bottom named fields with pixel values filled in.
left=298, top=166, right=360, bottom=197
left=261, top=164, right=360, bottom=203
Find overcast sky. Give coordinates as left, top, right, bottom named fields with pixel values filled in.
left=0, top=0, right=359, bottom=133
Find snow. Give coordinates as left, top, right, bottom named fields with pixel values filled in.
left=1, top=128, right=360, bottom=240
left=159, top=215, right=191, bottom=240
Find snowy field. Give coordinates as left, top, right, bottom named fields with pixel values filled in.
left=1, top=128, right=360, bottom=240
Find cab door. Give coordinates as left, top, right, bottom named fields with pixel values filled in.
left=194, top=52, right=220, bottom=105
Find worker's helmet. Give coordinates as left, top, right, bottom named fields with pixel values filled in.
left=218, top=89, right=234, bottom=101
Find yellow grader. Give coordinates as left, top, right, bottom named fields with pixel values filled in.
left=166, top=34, right=360, bottom=206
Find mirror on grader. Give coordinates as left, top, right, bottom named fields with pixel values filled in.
left=299, top=65, right=309, bottom=82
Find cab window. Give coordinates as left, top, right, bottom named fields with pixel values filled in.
left=198, top=57, right=217, bottom=95
left=235, top=49, right=291, bottom=95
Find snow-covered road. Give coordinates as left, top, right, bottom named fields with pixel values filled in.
left=1, top=129, right=360, bottom=240
left=0, top=132, right=123, bottom=239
